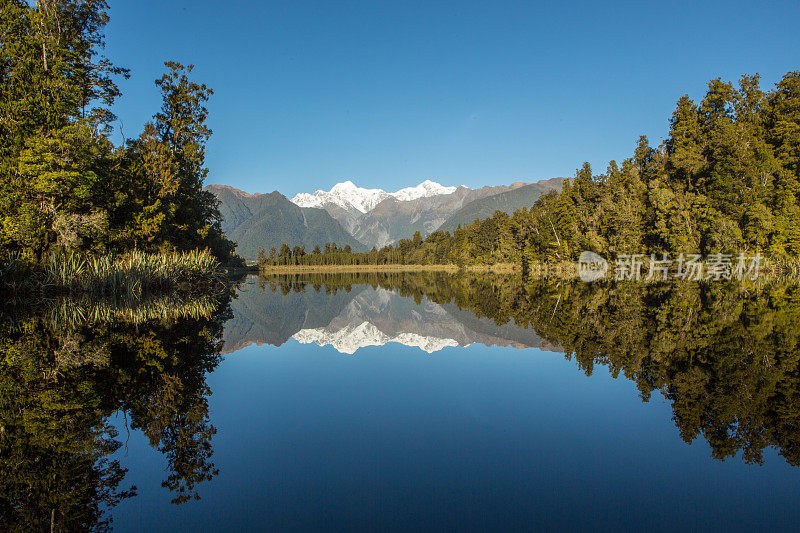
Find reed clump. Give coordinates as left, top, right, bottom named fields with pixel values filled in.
left=1, top=249, right=224, bottom=296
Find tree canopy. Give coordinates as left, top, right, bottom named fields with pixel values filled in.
left=0, top=0, right=238, bottom=265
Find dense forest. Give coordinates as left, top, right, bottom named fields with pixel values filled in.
left=262, top=71, right=800, bottom=270
left=0, top=0, right=240, bottom=284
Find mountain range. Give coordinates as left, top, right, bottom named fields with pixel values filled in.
left=205, top=184, right=365, bottom=260
left=292, top=179, right=459, bottom=213
left=206, top=178, right=565, bottom=260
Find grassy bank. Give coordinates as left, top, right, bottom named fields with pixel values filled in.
left=258, top=263, right=521, bottom=274
left=258, top=258, right=800, bottom=280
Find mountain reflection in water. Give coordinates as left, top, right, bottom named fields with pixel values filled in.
left=241, top=271, right=800, bottom=467
left=225, top=275, right=558, bottom=354
left=3, top=271, right=800, bottom=530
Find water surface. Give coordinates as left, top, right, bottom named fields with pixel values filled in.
left=3, top=273, right=799, bottom=530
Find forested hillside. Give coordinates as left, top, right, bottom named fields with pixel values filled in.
left=0, top=0, right=239, bottom=271
left=520, top=72, right=800, bottom=262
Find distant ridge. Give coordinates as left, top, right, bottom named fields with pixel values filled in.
left=436, top=178, right=567, bottom=233
left=205, top=184, right=365, bottom=260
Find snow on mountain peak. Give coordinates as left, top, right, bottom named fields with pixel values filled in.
left=292, top=181, right=389, bottom=213
left=293, top=321, right=460, bottom=354
left=291, top=180, right=463, bottom=214
left=393, top=180, right=458, bottom=202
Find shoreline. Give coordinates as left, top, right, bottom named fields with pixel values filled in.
left=257, top=263, right=520, bottom=274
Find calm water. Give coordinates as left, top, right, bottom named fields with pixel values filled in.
left=3, top=273, right=800, bottom=531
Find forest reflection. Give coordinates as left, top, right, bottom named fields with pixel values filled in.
left=0, top=290, right=233, bottom=531
left=261, top=271, right=800, bottom=468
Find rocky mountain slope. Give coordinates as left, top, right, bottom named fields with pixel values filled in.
left=437, top=178, right=568, bottom=233
left=206, top=184, right=364, bottom=260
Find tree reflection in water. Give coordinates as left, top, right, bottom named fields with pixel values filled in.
left=0, top=291, right=233, bottom=531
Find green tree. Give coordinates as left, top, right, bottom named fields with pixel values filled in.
left=0, top=0, right=128, bottom=258
left=124, top=62, right=233, bottom=260
left=258, top=246, right=267, bottom=268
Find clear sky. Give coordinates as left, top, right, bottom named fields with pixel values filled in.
left=105, top=0, right=800, bottom=196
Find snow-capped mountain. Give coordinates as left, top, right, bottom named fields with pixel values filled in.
left=291, top=179, right=459, bottom=214
left=208, top=178, right=565, bottom=252
left=294, top=321, right=460, bottom=355
left=392, top=180, right=460, bottom=203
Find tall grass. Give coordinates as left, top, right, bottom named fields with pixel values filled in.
left=54, top=249, right=223, bottom=295
left=1, top=249, right=224, bottom=296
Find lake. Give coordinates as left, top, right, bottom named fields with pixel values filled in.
left=2, top=272, right=800, bottom=531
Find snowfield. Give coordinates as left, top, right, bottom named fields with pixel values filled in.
left=291, top=179, right=461, bottom=214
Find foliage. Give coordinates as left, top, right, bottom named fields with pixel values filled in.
left=0, top=0, right=241, bottom=270
left=520, top=73, right=800, bottom=261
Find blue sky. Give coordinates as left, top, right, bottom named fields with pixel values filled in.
left=105, top=0, right=800, bottom=196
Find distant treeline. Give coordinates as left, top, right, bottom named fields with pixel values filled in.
left=0, top=1, right=241, bottom=275
left=258, top=234, right=454, bottom=268
left=263, top=71, right=800, bottom=268
left=258, top=217, right=541, bottom=268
